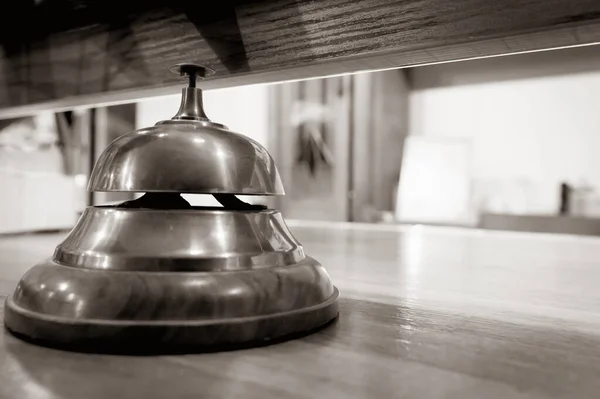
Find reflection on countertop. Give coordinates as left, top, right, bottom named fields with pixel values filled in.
left=2, top=223, right=600, bottom=398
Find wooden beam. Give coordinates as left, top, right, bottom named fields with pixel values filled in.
left=0, top=0, right=600, bottom=117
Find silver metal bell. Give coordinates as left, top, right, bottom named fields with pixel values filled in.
left=4, top=64, right=339, bottom=353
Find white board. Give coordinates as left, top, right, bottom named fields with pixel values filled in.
left=395, top=136, right=473, bottom=225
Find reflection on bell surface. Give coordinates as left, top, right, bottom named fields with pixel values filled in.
left=3, top=63, right=339, bottom=353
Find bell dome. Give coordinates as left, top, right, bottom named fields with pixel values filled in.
left=88, top=64, right=284, bottom=195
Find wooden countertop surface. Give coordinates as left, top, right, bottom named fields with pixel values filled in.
left=1, top=223, right=600, bottom=398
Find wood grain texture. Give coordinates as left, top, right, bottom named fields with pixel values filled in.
left=1, top=0, right=600, bottom=116
left=2, top=224, right=600, bottom=397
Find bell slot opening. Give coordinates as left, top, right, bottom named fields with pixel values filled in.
left=115, top=193, right=267, bottom=211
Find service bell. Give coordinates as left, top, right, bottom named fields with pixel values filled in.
left=4, top=64, right=339, bottom=352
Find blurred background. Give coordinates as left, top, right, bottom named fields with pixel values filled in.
left=2, top=44, right=600, bottom=236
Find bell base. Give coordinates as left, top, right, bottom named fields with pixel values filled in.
left=4, top=287, right=339, bottom=354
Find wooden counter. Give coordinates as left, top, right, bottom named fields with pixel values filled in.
left=2, top=0, right=600, bottom=117
left=1, top=223, right=600, bottom=398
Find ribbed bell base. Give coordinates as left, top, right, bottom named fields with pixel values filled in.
left=3, top=206, right=339, bottom=353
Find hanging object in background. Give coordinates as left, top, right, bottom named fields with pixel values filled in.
left=55, top=111, right=76, bottom=175
left=291, top=101, right=334, bottom=177
left=3, top=63, right=339, bottom=354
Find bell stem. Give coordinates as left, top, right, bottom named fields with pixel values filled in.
left=172, top=87, right=209, bottom=121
